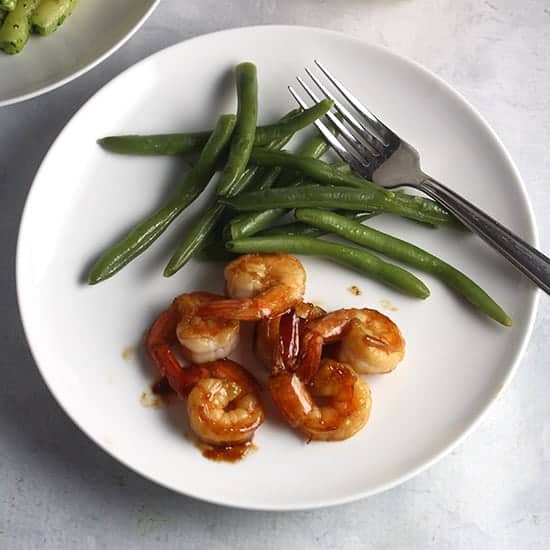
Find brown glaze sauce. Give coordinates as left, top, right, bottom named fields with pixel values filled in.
left=348, top=285, right=362, bottom=296
left=139, top=391, right=162, bottom=409
left=196, top=441, right=257, bottom=463
left=121, top=346, right=135, bottom=361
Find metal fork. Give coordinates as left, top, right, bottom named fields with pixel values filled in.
left=289, top=60, right=550, bottom=295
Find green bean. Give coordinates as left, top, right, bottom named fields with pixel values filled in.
left=274, top=129, right=334, bottom=188
left=97, top=101, right=334, bottom=156
left=295, top=208, right=511, bottom=325
left=293, top=133, right=332, bottom=162
left=0, top=0, right=39, bottom=54
left=229, top=209, right=285, bottom=240
left=330, top=161, right=353, bottom=175
left=87, top=114, right=236, bottom=284
left=254, top=99, right=333, bottom=144
left=164, top=203, right=225, bottom=276
left=249, top=166, right=283, bottom=192
left=258, top=212, right=375, bottom=238
left=250, top=148, right=382, bottom=190
left=0, top=1, right=16, bottom=12
left=216, top=63, right=258, bottom=196
left=251, top=147, right=381, bottom=189
left=31, top=0, right=78, bottom=36
left=0, top=10, right=6, bottom=25
left=248, top=148, right=452, bottom=225
left=227, top=236, right=430, bottom=299
left=220, top=185, right=452, bottom=226
left=98, top=132, right=211, bottom=156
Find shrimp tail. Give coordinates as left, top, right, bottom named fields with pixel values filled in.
left=198, top=298, right=266, bottom=320
left=199, top=286, right=298, bottom=321
left=296, top=332, right=324, bottom=382
left=153, top=345, right=194, bottom=396
left=278, top=310, right=301, bottom=373
left=146, top=306, right=179, bottom=354
left=146, top=305, right=195, bottom=397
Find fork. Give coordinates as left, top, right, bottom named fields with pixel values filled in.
left=288, top=60, right=550, bottom=295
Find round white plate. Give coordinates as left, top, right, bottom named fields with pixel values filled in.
left=17, top=26, right=538, bottom=510
left=0, top=0, right=159, bottom=106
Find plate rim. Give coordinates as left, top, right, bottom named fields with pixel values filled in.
left=16, top=24, right=540, bottom=511
left=0, top=0, right=161, bottom=108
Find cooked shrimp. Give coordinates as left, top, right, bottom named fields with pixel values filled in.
left=301, top=308, right=405, bottom=375
left=174, top=292, right=240, bottom=363
left=145, top=300, right=250, bottom=395
left=198, top=254, right=306, bottom=320
left=269, top=359, right=371, bottom=441
left=146, top=292, right=240, bottom=370
left=147, top=308, right=263, bottom=445
left=255, top=302, right=326, bottom=375
left=177, top=360, right=263, bottom=446
left=187, top=372, right=264, bottom=446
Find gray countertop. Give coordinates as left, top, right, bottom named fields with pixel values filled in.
left=1, top=1, right=549, bottom=548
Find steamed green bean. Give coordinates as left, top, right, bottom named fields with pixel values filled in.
left=220, top=184, right=452, bottom=226
left=295, top=208, right=512, bottom=326
left=227, top=236, right=430, bottom=299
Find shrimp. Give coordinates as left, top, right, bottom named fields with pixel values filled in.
left=170, top=359, right=264, bottom=446
left=147, top=292, right=240, bottom=370
left=174, top=292, right=240, bottom=363
left=147, top=307, right=263, bottom=446
left=301, top=308, right=405, bottom=376
left=187, top=371, right=264, bottom=446
left=175, top=360, right=263, bottom=446
left=198, top=254, right=306, bottom=320
left=269, top=359, right=371, bottom=441
left=255, top=302, right=326, bottom=376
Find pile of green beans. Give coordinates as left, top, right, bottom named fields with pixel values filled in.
left=87, top=61, right=511, bottom=326
left=0, top=0, right=79, bottom=54
left=164, top=109, right=301, bottom=276
left=227, top=132, right=335, bottom=240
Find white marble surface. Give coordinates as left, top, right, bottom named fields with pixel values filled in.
left=1, top=0, right=549, bottom=548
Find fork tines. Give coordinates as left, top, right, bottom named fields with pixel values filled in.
left=289, top=60, right=395, bottom=177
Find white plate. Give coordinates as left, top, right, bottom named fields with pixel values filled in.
left=17, top=26, right=539, bottom=510
left=0, top=0, right=159, bottom=106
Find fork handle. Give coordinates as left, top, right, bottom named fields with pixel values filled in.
left=419, top=177, right=550, bottom=294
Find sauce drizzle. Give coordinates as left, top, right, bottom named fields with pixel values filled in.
left=197, top=441, right=257, bottom=463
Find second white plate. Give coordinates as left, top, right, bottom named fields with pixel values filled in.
left=0, top=0, right=159, bottom=106
left=17, top=26, right=538, bottom=510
